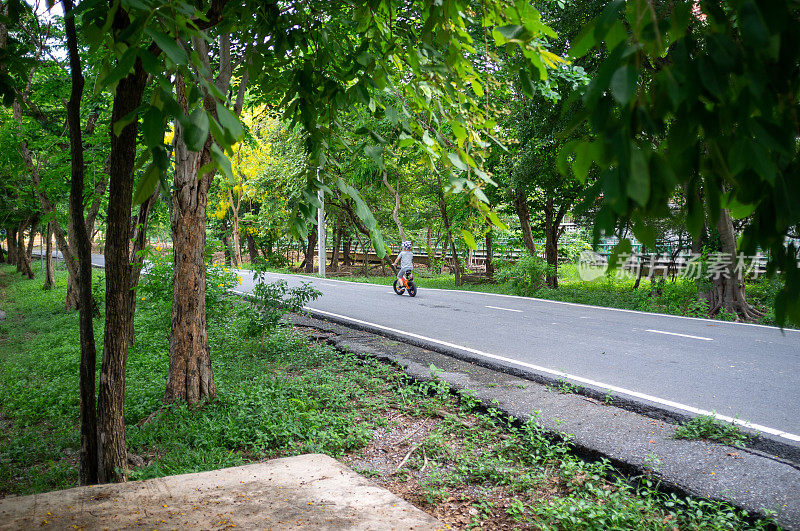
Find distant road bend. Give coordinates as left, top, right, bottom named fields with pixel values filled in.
left=74, top=252, right=800, bottom=441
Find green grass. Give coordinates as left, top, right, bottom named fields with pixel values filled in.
left=0, top=265, right=777, bottom=529
left=673, top=415, right=750, bottom=448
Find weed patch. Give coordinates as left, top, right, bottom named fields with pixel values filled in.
left=673, top=415, right=750, bottom=448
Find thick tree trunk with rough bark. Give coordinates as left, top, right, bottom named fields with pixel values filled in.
left=513, top=190, right=538, bottom=258
left=165, top=74, right=217, bottom=405
left=703, top=209, right=762, bottom=321
left=43, top=222, right=55, bottom=289
left=97, top=55, right=148, bottom=483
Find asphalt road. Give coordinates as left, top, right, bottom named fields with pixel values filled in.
left=68, top=252, right=800, bottom=441
left=235, top=270, right=800, bottom=442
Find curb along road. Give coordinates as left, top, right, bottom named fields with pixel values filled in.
left=287, top=312, right=800, bottom=530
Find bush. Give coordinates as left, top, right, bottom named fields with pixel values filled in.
left=240, top=258, right=321, bottom=337
left=137, top=255, right=239, bottom=325
left=496, top=256, right=554, bottom=296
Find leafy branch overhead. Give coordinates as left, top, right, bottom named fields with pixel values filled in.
left=562, top=0, right=800, bottom=325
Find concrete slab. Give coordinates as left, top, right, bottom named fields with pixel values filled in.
left=0, top=454, right=444, bottom=530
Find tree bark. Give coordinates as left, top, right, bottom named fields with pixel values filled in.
left=544, top=199, right=567, bottom=289
left=513, top=189, right=538, bottom=257
left=17, top=220, right=34, bottom=279
left=703, top=209, right=762, bottom=321
left=24, top=223, right=36, bottom=279
left=43, top=221, right=55, bottom=289
left=165, top=73, right=217, bottom=405
left=7, top=227, right=17, bottom=265
left=97, top=52, right=148, bottom=484
left=342, top=234, right=352, bottom=266
left=63, top=0, right=99, bottom=484
left=329, top=219, right=341, bottom=272
left=245, top=232, right=258, bottom=264
left=485, top=227, right=494, bottom=279
left=304, top=225, right=317, bottom=273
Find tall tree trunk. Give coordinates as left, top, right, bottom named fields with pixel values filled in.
left=43, top=221, right=55, bottom=289
left=97, top=55, right=148, bottom=484
left=63, top=0, right=99, bottom=484
left=0, top=233, right=5, bottom=263
left=304, top=225, right=317, bottom=273
left=703, top=209, right=762, bottom=321
left=246, top=232, right=258, bottom=264
left=513, top=189, right=538, bottom=257
left=165, top=73, right=217, bottom=405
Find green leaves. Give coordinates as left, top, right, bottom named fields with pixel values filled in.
left=610, top=65, right=637, bottom=104
left=183, top=108, right=210, bottom=152
left=461, top=230, right=477, bottom=250
left=144, top=28, right=188, bottom=66
left=215, top=103, right=244, bottom=144
left=626, top=145, right=649, bottom=206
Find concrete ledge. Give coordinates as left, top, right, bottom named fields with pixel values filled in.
left=0, top=454, right=444, bottom=530
left=290, top=313, right=800, bottom=530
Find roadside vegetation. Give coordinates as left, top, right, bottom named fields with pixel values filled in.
left=673, top=416, right=751, bottom=449
left=0, top=267, right=776, bottom=528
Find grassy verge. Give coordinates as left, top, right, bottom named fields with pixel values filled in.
left=0, top=265, right=776, bottom=528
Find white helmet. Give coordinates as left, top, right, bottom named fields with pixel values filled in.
left=402, top=241, right=412, bottom=251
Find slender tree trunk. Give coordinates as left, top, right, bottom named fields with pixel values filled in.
left=485, top=227, right=494, bottom=279
left=165, top=74, right=217, bottom=405
left=24, top=223, right=36, bottom=279
left=17, top=220, right=34, bottom=279
left=513, top=190, right=538, bottom=257
left=304, top=225, right=317, bottom=273
left=63, top=0, right=99, bottom=484
left=436, top=174, right=460, bottom=286
left=227, top=190, right=242, bottom=268
left=97, top=55, right=148, bottom=484
left=0, top=233, right=5, bottom=263
left=43, top=221, right=55, bottom=289
left=245, top=232, right=258, bottom=264
left=544, top=199, right=566, bottom=289
left=329, top=219, right=341, bottom=272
